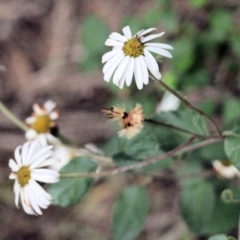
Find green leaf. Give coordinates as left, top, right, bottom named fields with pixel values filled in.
left=223, top=97, right=240, bottom=124
left=208, top=235, right=228, bottom=240
left=224, top=125, right=240, bottom=169
left=80, top=16, right=109, bottom=71
left=103, top=128, right=164, bottom=166
left=201, top=197, right=240, bottom=235
left=172, top=39, right=195, bottom=72
left=200, top=142, right=227, bottom=162
left=151, top=109, right=209, bottom=136
left=180, top=180, right=215, bottom=232
left=228, top=237, right=237, bottom=240
left=48, top=157, right=97, bottom=206
left=188, top=0, right=209, bottom=8
left=112, top=186, right=149, bottom=240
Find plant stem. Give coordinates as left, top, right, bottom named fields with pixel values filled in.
left=0, top=101, right=29, bottom=131
left=60, top=136, right=223, bottom=179
left=153, top=78, right=223, bottom=138
left=61, top=136, right=195, bottom=178
left=145, top=118, right=211, bottom=139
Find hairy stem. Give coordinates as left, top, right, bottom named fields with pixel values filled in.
left=153, top=78, right=223, bottom=138
left=61, top=137, right=195, bottom=178
left=145, top=118, right=212, bottom=139
left=0, top=101, right=29, bottom=131
left=60, top=136, right=223, bottom=179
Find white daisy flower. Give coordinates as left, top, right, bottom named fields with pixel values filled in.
left=102, top=26, right=173, bottom=90
left=213, top=160, right=240, bottom=179
left=9, top=140, right=60, bottom=215
left=25, top=100, right=60, bottom=145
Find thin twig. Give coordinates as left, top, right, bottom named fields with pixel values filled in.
left=0, top=101, right=29, bottom=131
left=60, top=136, right=223, bottom=179
left=145, top=118, right=212, bottom=139
left=153, top=78, right=223, bottom=138
left=61, top=137, right=195, bottom=178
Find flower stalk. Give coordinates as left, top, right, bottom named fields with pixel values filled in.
left=0, top=101, right=29, bottom=131
left=61, top=136, right=223, bottom=179
left=153, top=78, right=223, bottom=138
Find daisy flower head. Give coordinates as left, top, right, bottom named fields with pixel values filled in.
left=102, top=26, right=173, bottom=90
left=9, top=140, right=60, bottom=215
left=25, top=100, right=60, bottom=145
left=102, top=103, right=144, bottom=139
left=213, top=160, right=240, bottom=179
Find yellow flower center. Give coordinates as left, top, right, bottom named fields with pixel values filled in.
left=32, top=115, right=51, bottom=133
left=17, top=166, right=31, bottom=187
left=222, top=160, right=232, bottom=167
left=123, top=37, right=144, bottom=57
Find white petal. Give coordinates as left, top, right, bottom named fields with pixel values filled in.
left=144, top=42, right=173, bottom=50
left=144, top=55, right=161, bottom=80
left=32, top=169, right=59, bottom=183
left=156, top=92, right=180, bottom=112
left=109, top=32, right=127, bottom=42
left=141, top=32, right=165, bottom=43
left=139, top=56, right=149, bottom=85
left=116, top=62, right=129, bottom=89
left=25, top=186, right=43, bottom=215
left=28, top=144, right=53, bottom=165
left=25, top=116, right=36, bottom=124
left=30, top=150, right=53, bottom=169
left=9, top=172, right=17, bottom=179
left=33, top=104, right=44, bottom=115
left=14, top=180, right=20, bottom=207
left=21, top=142, right=30, bottom=165
left=9, top=159, right=19, bottom=172
left=137, top=28, right=156, bottom=37
left=118, top=76, right=125, bottom=89
left=26, top=140, right=40, bottom=163
left=113, top=56, right=129, bottom=85
left=49, top=111, right=59, bottom=121
left=37, top=157, right=60, bottom=168
left=122, top=26, right=132, bottom=38
left=125, top=57, right=135, bottom=86
left=103, top=53, right=125, bottom=82
left=30, top=179, right=52, bottom=200
left=28, top=181, right=50, bottom=207
left=105, top=39, right=124, bottom=47
left=25, top=129, right=38, bottom=141
left=14, top=146, right=22, bottom=167
left=145, top=46, right=172, bottom=58
left=103, top=51, right=123, bottom=74
left=20, top=188, right=35, bottom=215
left=134, top=58, right=143, bottom=90
left=102, top=49, right=120, bottom=63
left=144, top=49, right=159, bottom=71
left=44, top=100, right=56, bottom=113
left=38, top=134, right=48, bottom=146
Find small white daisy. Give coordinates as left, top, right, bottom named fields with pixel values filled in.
left=9, top=140, right=60, bottom=215
left=25, top=100, right=60, bottom=145
left=102, top=26, right=173, bottom=90
left=213, top=160, right=240, bottom=179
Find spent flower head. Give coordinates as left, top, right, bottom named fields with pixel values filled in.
left=102, top=26, right=173, bottom=90
left=103, top=103, right=144, bottom=139
left=9, top=140, right=60, bottom=215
